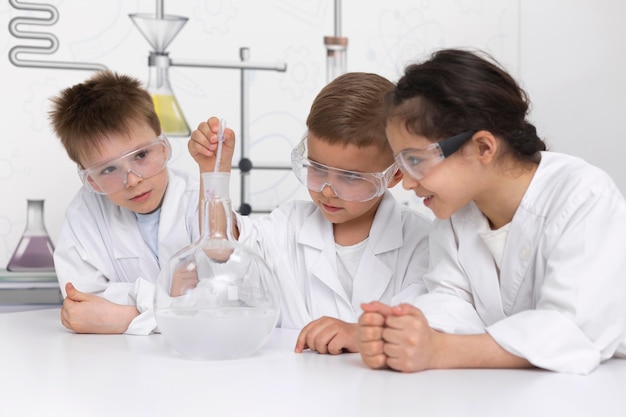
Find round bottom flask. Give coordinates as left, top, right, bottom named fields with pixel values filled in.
left=155, top=196, right=280, bottom=360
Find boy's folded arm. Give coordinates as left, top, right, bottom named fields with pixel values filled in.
left=61, top=283, right=140, bottom=334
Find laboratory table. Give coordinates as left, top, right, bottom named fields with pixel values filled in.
left=1, top=308, right=626, bottom=417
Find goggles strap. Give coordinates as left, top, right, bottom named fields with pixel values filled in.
left=439, top=131, right=475, bottom=157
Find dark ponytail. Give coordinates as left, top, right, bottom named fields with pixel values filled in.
left=508, top=122, right=546, bottom=159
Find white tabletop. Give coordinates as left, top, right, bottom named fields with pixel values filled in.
left=1, top=308, right=625, bottom=417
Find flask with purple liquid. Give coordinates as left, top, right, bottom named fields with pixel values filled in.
left=7, top=199, right=55, bottom=272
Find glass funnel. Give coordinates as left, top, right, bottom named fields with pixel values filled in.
left=155, top=192, right=280, bottom=360
left=129, top=13, right=188, bottom=54
left=7, top=199, right=55, bottom=272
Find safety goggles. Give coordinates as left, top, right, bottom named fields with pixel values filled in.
left=78, top=134, right=171, bottom=194
left=291, top=136, right=397, bottom=202
left=393, top=131, right=475, bottom=180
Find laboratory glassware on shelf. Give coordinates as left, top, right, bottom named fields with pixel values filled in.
left=7, top=200, right=55, bottom=272
left=154, top=168, right=281, bottom=360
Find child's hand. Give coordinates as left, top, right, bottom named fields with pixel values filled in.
left=188, top=116, right=235, bottom=173
left=294, top=316, right=359, bottom=354
left=61, top=282, right=139, bottom=334
left=357, top=301, right=393, bottom=369
left=358, top=302, right=438, bottom=372
left=170, top=265, right=199, bottom=297
left=382, top=303, right=439, bottom=373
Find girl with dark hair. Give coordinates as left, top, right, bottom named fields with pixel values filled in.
left=357, top=48, right=626, bottom=375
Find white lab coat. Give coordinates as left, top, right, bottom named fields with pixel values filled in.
left=237, top=191, right=431, bottom=329
left=53, top=168, right=199, bottom=335
left=414, top=152, right=626, bottom=374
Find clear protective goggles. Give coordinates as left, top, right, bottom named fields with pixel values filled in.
left=78, top=134, right=171, bottom=194
left=394, top=131, right=475, bottom=180
left=291, top=136, right=398, bottom=202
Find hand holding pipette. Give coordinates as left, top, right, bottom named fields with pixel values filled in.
left=188, top=116, right=235, bottom=173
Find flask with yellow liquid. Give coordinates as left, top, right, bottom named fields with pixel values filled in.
left=148, top=53, right=190, bottom=137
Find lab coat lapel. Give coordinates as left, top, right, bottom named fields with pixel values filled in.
left=108, top=204, right=161, bottom=281
left=352, top=193, right=399, bottom=309
left=352, top=249, right=392, bottom=311
left=499, top=210, right=539, bottom=314
left=298, top=209, right=348, bottom=301
left=454, top=204, right=506, bottom=325
left=110, top=206, right=147, bottom=260
left=157, top=172, right=198, bottom=266
left=108, top=171, right=193, bottom=282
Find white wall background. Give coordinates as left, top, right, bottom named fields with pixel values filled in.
left=1, top=0, right=624, bottom=268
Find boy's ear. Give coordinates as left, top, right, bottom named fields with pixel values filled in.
left=387, top=167, right=403, bottom=188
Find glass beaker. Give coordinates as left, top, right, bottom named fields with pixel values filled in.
left=148, top=53, right=190, bottom=137
left=7, top=199, right=55, bottom=272
left=155, top=176, right=280, bottom=360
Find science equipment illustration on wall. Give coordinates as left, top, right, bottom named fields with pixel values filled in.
left=7, top=0, right=107, bottom=71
